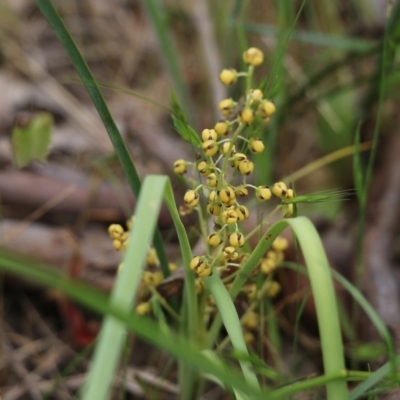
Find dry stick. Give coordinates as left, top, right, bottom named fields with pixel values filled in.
left=192, top=1, right=226, bottom=114
left=3, top=338, right=44, bottom=400
left=362, top=134, right=400, bottom=349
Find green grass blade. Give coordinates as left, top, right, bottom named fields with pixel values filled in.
left=82, top=175, right=169, bottom=400
left=349, top=355, right=400, bottom=400
left=36, top=0, right=170, bottom=278
left=284, top=261, right=396, bottom=377
left=0, top=248, right=268, bottom=400
left=139, top=0, right=193, bottom=124
left=331, top=269, right=397, bottom=377
left=163, top=179, right=198, bottom=399
left=205, top=273, right=259, bottom=391
left=236, top=21, right=376, bottom=51
left=229, top=216, right=347, bottom=399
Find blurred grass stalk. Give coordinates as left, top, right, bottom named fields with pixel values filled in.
left=139, top=0, right=194, bottom=125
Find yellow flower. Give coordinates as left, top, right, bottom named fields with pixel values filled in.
left=202, top=140, right=219, bottom=157
left=219, top=68, right=238, bottom=85
left=222, top=208, right=238, bottom=224
left=243, top=47, right=264, bottom=66
left=136, top=302, right=151, bottom=315
left=218, top=186, right=236, bottom=204
left=238, top=159, right=254, bottom=175
left=259, top=100, right=276, bottom=117
left=173, top=159, right=188, bottom=174
left=201, top=129, right=218, bottom=142
left=239, top=107, right=254, bottom=125
left=207, top=233, right=223, bottom=247
left=249, top=138, right=265, bottom=154
left=255, top=186, right=272, bottom=201
left=272, top=182, right=288, bottom=198
left=184, top=190, right=199, bottom=207
left=272, top=236, right=288, bottom=251
left=197, top=160, right=212, bottom=176
left=214, top=120, right=229, bottom=136
left=218, top=98, right=236, bottom=116
left=229, top=232, right=245, bottom=247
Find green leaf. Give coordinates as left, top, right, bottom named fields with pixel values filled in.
left=170, top=91, right=201, bottom=146
left=11, top=112, right=53, bottom=168
left=171, top=115, right=201, bottom=146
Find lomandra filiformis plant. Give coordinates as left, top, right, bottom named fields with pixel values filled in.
left=107, top=47, right=291, bottom=328
left=174, top=48, right=290, bottom=292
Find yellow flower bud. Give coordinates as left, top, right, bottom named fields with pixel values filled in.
left=136, top=302, right=151, bottom=315
left=272, top=236, right=288, bottom=251
left=197, top=160, right=212, bottom=176
left=219, top=68, right=238, bottom=85
left=245, top=284, right=257, bottom=299
left=222, top=208, right=238, bottom=224
left=250, top=89, right=263, bottom=103
left=229, top=232, right=245, bottom=247
left=198, top=267, right=212, bottom=277
left=208, top=190, right=218, bottom=202
left=238, top=159, right=254, bottom=175
left=218, top=186, right=236, bottom=204
left=283, top=203, right=294, bottom=218
left=286, top=188, right=294, bottom=199
left=259, top=100, right=276, bottom=117
left=195, top=278, right=204, bottom=294
left=256, top=186, right=272, bottom=201
left=206, top=202, right=221, bottom=216
left=206, top=173, right=218, bottom=187
left=243, top=311, right=259, bottom=329
left=112, top=239, right=124, bottom=251
left=202, top=139, right=219, bottom=157
left=239, top=107, right=254, bottom=125
left=189, top=256, right=207, bottom=272
left=142, top=271, right=158, bottom=286
left=249, top=138, right=265, bottom=154
left=201, top=128, right=218, bottom=142
left=214, top=120, right=229, bottom=137
left=207, top=233, right=223, bottom=247
left=261, top=258, right=276, bottom=275
left=223, top=246, right=239, bottom=260
left=126, top=216, right=135, bottom=230
left=184, top=190, right=200, bottom=207
left=272, top=182, right=287, bottom=198
left=243, top=330, right=255, bottom=345
left=236, top=205, right=250, bottom=221
left=230, top=152, right=247, bottom=168
left=169, top=262, right=178, bottom=272
left=108, top=224, right=124, bottom=239
left=266, top=281, right=281, bottom=298
left=218, top=98, right=236, bottom=116
left=173, top=159, right=188, bottom=174
left=235, top=185, right=249, bottom=197
left=147, top=248, right=159, bottom=266
left=220, top=141, right=236, bottom=155
left=243, top=47, right=264, bottom=66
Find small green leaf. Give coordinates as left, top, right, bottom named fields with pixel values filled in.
left=12, top=112, right=53, bottom=168
left=171, top=114, right=201, bottom=147
left=281, top=189, right=354, bottom=205
left=170, top=92, right=201, bottom=147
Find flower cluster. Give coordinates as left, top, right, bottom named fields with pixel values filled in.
left=107, top=217, right=178, bottom=315
left=173, top=47, right=293, bottom=281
